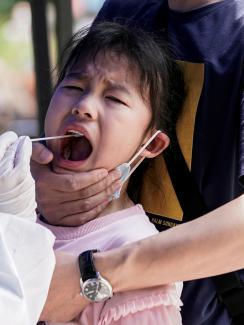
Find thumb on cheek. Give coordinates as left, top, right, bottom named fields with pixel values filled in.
left=31, top=142, right=53, bottom=164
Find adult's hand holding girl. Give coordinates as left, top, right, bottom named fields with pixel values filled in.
left=31, top=141, right=122, bottom=226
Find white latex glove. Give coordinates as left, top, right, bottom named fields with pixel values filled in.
left=0, top=212, right=55, bottom=325
left=0, top=131, right=36, bottom=222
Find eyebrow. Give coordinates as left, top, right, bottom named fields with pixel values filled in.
left=105, top=80, right=132, bottom=96
left=65, top=72, right=89, bottom=81
left=65, top=72, right=132, bottom=97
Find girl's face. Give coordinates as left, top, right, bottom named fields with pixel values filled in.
left=44, top=52, right=153, bottom=173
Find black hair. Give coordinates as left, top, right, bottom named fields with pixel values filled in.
left=56, top=22, right=185, bottom=203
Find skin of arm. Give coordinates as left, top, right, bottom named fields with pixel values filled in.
left=95, top=194, right=244, bottom=291
left=39, top=252, right=89, bottom=323
left=41, top=194, right=244, bottom=321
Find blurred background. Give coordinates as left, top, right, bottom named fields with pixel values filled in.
left=0, top=0, right=105, bottom=137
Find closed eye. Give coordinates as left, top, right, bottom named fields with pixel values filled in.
left=64, top=85, right=83, bottom=92
left=106, top=96, right=127, bottom=106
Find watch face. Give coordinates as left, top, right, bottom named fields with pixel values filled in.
left=82, top=278, right=112, bottom=302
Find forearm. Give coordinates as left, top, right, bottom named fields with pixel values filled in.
left=94, top=194, right=244, bottom=292
left=41, top=195, right=244, bottom=318
left=40, top=252, right=88, bottom=322
left=168, top=0, right=223, bottom=12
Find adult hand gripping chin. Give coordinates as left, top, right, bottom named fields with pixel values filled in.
left=0, top=131, right=36, bottom=222
left=31, top=142, right=122, bottom=226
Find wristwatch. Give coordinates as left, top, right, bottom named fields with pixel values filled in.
left=78, top=249, right=113, bottom=302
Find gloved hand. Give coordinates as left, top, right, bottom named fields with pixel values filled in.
left=0, top=131, right=36, bottom=222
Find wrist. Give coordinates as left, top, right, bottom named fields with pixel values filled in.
left=41, top=252, right=86, bottom=322
left=93, top=251, right=114, bottom=283
left=93, top=245, right=132, bottom=293
left=78, top=250, right=113, bottom=302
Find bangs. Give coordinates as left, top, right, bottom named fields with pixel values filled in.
left=57, top=22, right=166, bottom=115
left=56, top=22, right=184, bottom=137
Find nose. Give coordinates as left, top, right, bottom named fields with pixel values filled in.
left=71, top=95, right=98, bottom=120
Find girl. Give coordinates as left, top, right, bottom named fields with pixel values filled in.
left=39, top=22, right=185, bottom=324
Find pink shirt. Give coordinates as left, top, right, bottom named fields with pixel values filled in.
left=39, top=205, right=182, bottom=325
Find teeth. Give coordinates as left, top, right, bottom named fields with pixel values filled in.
left=63, top=147, right=71, bottom=160
left=68, top=130, right=84, bottom=137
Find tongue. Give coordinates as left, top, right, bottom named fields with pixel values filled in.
left=70, top=137, right=92, bottom=161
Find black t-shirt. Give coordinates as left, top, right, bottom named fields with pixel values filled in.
left=95, top=1, right=244, bottom=324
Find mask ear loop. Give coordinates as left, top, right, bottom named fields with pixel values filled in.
left=112, top=130, right=161, bottom=200
left=124, top=130, right=161, bottom=181
left=126, top=156, right=144, bottom=180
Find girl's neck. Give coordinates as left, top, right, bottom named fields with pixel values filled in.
left=99, top=192, right=134, bottom=217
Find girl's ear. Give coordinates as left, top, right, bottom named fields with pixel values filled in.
left=142, top=131, right=170, bottom=159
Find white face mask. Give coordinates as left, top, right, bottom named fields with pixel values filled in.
left=112, top=130, right=161, bottom=200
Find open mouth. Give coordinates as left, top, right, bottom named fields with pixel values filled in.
left=61, top=130, right=93, bottom=161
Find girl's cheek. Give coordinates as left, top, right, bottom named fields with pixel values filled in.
left=49, top=96, right=67, bottom=113
left=50, top=88, right=67, bottom=105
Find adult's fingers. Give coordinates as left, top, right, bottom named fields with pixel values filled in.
left=34, top=167, right=121, bottom=203
left=32, top=158, right=123, bottom=226
left=33, top=163, right=110, bottom=192
left=77, top=168, right=121, bottom=199
left=41, top=178, right=122, bottom=226
left=31, top=142, right=53, bottom=165
left=0, top=131, right=18, bottom=161
left=2, top=136, right=34, bottom=190
left=14, top=136, right=32, bottom=168
left=48, top=168, right=121, bottom=201
left=0, top=139, right=19, bottom=176
left=31, top=161, right=115, bottom=223
left=62, top=179, right=121, bottom=214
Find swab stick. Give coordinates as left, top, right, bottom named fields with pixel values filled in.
left=31, top=134, right=82, bottom=142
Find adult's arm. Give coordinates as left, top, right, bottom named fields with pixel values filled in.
left=31, top=143, right=121, bottom=226
left=41, top=194, right=244, bottom=321
left=96, top=194, right=244, bottom=291
left=39, top=252, right=87, bottom=323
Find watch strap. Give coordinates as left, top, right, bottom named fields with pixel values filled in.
left=78, top=249, right=99, bottom=282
